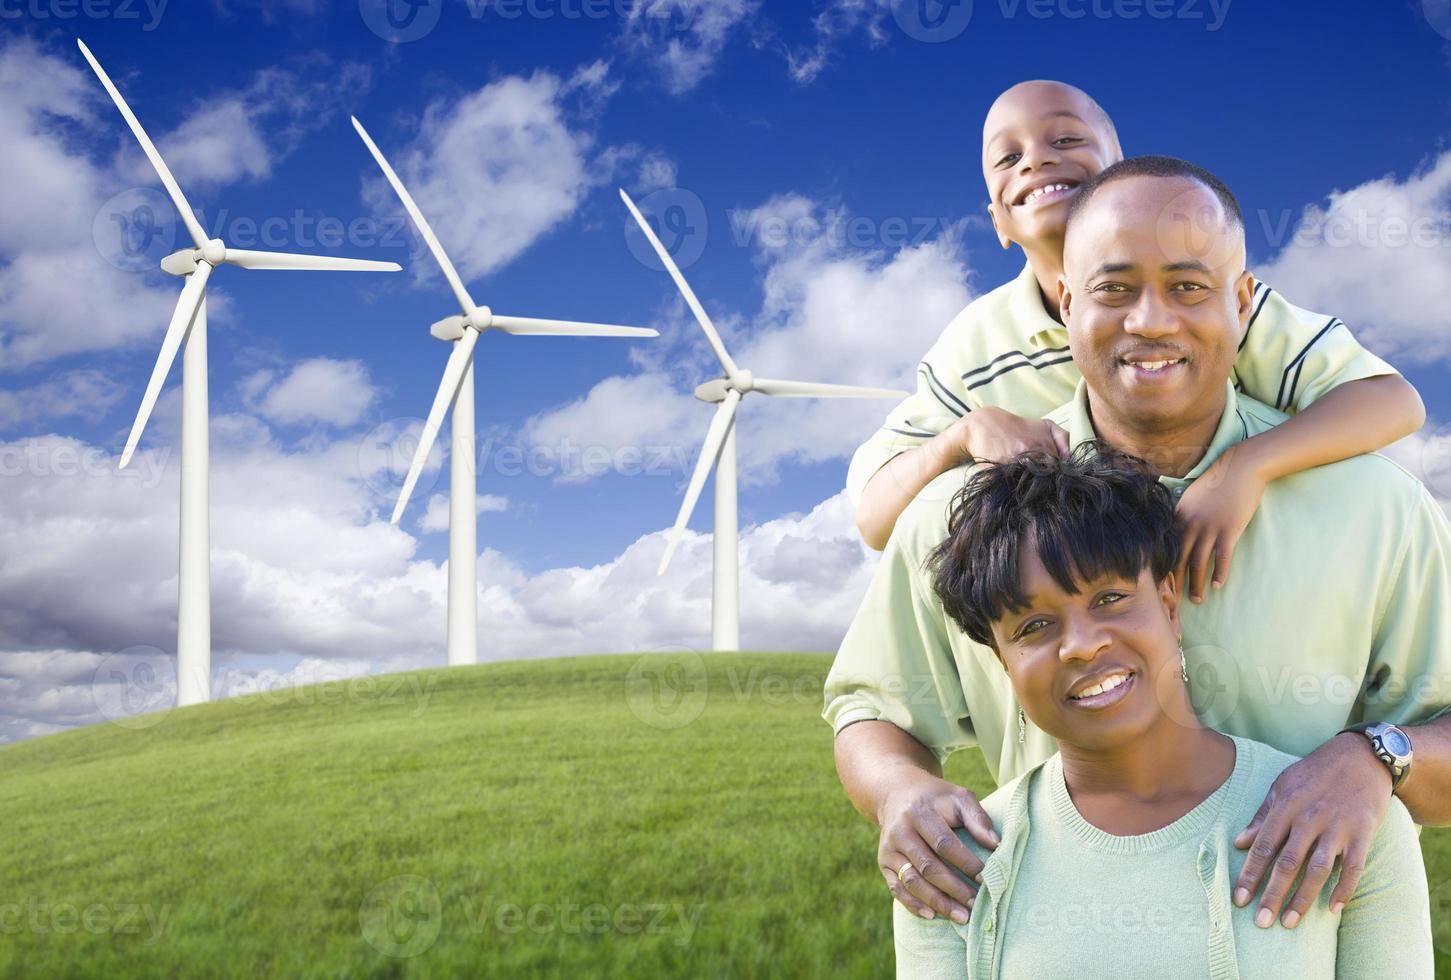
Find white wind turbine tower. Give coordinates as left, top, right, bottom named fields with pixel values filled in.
left=79, top=40, right=402, bottom=707
left=619, top=189, right=907, bottom=652
left=352, top=117, right=659, bottom=669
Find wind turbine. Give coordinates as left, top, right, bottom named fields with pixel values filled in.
left=351, top=117, right=659, bottom=668
left=79, top=40, right=402, bottom=707
left=619, top=189, right=907, bottom=652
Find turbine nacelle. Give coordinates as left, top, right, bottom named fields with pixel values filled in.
left=693, top=378, right=731, bottom=403
left=159, top=239, right=226, bottom=277
left=429, top=306, right=492, bottom=342
left=430, top=315, right=468, bottom=342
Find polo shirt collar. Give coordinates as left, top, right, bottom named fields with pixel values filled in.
left=1060, top=378, right=1249, bottom=498
left=1011, top=261, right=1069, bottom=350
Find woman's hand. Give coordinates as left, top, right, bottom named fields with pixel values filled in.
left=952, top=406, right=1071, bottom=465
left=877, top=770, right=999, bottom=925
left=1174, top=444, right=1269, bottom=603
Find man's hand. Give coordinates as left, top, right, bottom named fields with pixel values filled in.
left=1174, top=444, right=1268, bottom=603
left=953, top=406, right=1070, bottom=465
left=877, top=770, right=999, bottom=925
left=1232, top=733, right=1393, bottom=927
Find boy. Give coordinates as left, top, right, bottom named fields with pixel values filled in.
left=850, top=80, right=1424, bottom=603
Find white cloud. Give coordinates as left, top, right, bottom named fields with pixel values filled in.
left=621, top=0, right=761, bottom=95
left=522, top=193, right=973, bottom=486
left=786, top=0, right=892, bottom=84
left=1253, top=150, right=1451, bottom=365
left=151, top=100, right=272, bottom=187
left=418, top=492, right=509, bottom=533
left=0, top=369, right=126, bottom=431
left=520, top=372, right=700, bottom=484
left=241, top=357, right=378, bottom=428
left=365, top=68, right=606, bottom=285
left=0, top=423, right=879, bottom=743
left=0, top=40, right=372, bottom=373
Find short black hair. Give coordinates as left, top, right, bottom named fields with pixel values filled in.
left=926, top=443, right=1182, bottom=647
left=1064, top=154, right=1244, bottom=236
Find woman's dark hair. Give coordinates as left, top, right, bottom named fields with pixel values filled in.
left=926, top=442, right=1182, bottom=646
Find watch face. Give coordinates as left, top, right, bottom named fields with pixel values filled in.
left=1382, top=728, right=1412, bottom=757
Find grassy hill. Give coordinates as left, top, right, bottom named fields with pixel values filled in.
left=1, top=651, right=1448, bottom=978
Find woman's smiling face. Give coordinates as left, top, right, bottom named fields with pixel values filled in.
left=988, top=538, right=1184, bottom=751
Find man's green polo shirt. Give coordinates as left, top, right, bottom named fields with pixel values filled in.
left=823, top=379, right=1451, bottom=787
left=844, top=262, right=1399, bottom=509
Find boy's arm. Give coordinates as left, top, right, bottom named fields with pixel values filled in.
left=1177, top=283, right=1425, bottom=599
left=857, top=410, right=1070, bottom=551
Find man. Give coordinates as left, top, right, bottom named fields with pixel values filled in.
left=823, top=156, right=1451, bottom=936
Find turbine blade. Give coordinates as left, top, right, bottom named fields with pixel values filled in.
left=77, top=39, right=208, bottom=249
left=118, top=261, right=213, bottom=469
left=749, top=378, right=909, bottom=399
left=658, top=389, right=741, bottom=576
left=490, top=315, right=658, bottom=338
left=222, top=248, right=401, bottom=272
left=618, top=188, right=738, bottom=377
left=351, top=116, right=475, bottom=316
left=391, top=328, right=480, bottom=523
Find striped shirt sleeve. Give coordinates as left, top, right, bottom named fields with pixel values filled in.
left=1232, top=283, right=1400, bottom=414
left=845, top=327, right=976, bottom=510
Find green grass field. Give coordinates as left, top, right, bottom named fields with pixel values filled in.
left=1, top=651, right=1447, bottom=978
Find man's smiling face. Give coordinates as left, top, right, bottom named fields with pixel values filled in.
left=982, top=81, right=1122, bottom=251
left=1060, top=174, right=1253, bottom=437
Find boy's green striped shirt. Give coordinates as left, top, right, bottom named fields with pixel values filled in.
left=845, top=262, right=1399, bottom=507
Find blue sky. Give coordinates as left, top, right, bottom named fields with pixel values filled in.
left=4, top=0, right=1451, bottom=740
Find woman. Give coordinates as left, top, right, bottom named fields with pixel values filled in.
left=892, top=443, right=1433, bottom=979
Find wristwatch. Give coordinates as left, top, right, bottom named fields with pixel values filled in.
left=1339, top=722, right=1413, bottom=790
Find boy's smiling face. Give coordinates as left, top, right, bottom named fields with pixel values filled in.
left=982, top=81, right=1123, bottom=252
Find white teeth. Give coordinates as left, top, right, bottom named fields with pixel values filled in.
left=1022, top=182, right=1072, bottom=205
left=1071, top=672, right=1129, bottom=700
left=1128, top=359, right=1183, bottom=372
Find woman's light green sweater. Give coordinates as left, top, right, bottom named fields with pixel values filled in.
left=893, top=735, right=1433, bottom=979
